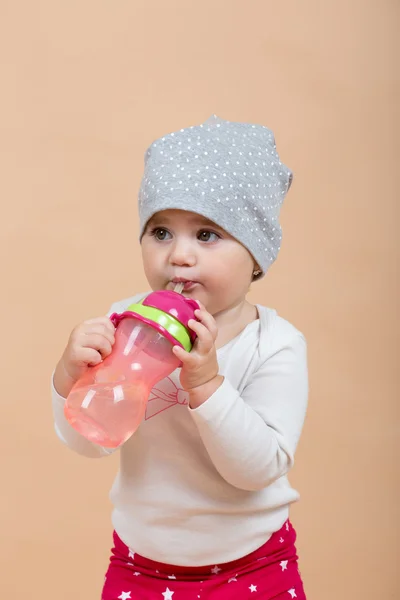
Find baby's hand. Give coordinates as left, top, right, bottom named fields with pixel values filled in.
left=172, top=303, right=220, bottom=393
left=54, top=317, right=115, bottom=397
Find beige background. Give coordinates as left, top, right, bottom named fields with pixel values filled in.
left=0, top=1, right=398, bottom=598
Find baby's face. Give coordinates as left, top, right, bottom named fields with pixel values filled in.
left=140, top=209, right=255, bottom=316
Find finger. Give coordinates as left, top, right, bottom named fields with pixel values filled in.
left=79, top=348, right=103, bottom=367
left=172, top=346, right=201, bottom=372
left=81, top=333, right=113, bottom=359
left=172, top=344, right=191, bottom=363
left=188, top=319, right=214, bottom=353
left=84, top=324, right=115, bottom=346
left=194, top=309, right=218, bottom=340
left=85, top=316, right=116, bottom=333
left=193, top=298, right=204, bottom=310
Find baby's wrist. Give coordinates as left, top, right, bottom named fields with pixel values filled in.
left=188, top=375, right=224, bottom=409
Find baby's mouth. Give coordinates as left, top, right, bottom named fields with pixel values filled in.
left=170, top=278, right=199, bottom=292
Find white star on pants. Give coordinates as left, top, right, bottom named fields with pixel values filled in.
left=249, top=584, right=257, bottom=592
left=280, top=560, right=288, bottom=571
left=118, top=593, right=131, bottom=600
left=288, top=589, right=297, bottom=598
left=162, top=587, right=174, bottom=599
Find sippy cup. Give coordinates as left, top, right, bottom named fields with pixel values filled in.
left=64, top=289, right=199, bottom=448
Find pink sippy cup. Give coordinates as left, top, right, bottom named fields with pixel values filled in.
left=64, top=291, right=199, bottom=448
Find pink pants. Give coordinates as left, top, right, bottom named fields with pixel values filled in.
left=102, top=520, right=306, bottom=599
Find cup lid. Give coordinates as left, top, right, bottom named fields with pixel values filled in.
left=109, top=290, right=199, bottom=352
left=142, top=290, right=200, bottom=343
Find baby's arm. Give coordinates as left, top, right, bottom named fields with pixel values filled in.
left=51, top=301, right=121, bottom=458
left=189, top=333, right=308, bottom=491
left=52, top=294, right=150, bottom=457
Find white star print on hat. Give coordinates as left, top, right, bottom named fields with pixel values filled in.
left=162, top=588, right=174, bottom=599
left=280, top=560, right=288, bottom=571
left=288, top=589, right=297, bottom=598
left=118, top=593, right=131, bottom=600
left=249, top=584, right=257, bottom=592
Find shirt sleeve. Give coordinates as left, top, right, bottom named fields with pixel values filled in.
left=189, top=333, right=308, bottom=491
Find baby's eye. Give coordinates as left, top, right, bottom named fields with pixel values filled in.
left=197, top=230, right=220, bottom=242
left=152, top=228, right=171, bottom=241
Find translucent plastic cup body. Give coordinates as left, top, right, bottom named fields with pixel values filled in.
left=64, top=317, right=181, bottom=448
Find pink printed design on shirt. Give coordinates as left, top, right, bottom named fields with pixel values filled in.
left=145, top=377, right=189, bottom=420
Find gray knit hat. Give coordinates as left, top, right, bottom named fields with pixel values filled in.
left=138, top=115, right=293, bottom=278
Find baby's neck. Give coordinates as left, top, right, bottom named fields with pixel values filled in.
left=214, top=300, right=258, bottom=349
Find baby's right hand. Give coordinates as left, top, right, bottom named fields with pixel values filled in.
left=54, top=317, right=115, bottom=398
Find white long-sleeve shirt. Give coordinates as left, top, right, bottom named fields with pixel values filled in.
left=52, top=293, right=308, bottom=566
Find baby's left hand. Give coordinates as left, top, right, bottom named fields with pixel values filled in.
left=172, top=302, right=219, bottom=393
